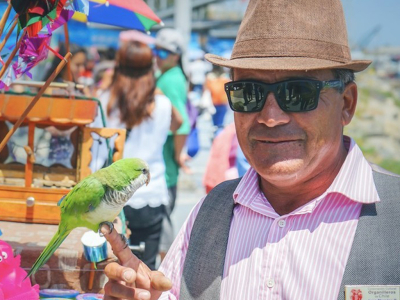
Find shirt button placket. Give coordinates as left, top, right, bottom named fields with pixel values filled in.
left=266, top=278, right=275, bottom=288
left=278, top=219, right=286, bottom=228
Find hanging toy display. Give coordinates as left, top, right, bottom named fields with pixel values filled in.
left=11, top=0, right=70, bottom=37
left=0, top=8, right=75, bottom=89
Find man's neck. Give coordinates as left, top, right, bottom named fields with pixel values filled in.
left=260, top=147, right=348, bottom=216
left=161, top=65, right=177, bottom=74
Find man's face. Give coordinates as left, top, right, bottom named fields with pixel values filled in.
left=154, top=47, right=179, bottom=73
left=234, top=68, right=356, bottom=186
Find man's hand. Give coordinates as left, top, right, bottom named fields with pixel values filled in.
left=101, top=224, right=172, bottom=300
left=178, top=152, right=193, bottom=175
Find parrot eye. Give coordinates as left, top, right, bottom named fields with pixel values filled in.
left=2, top=251, right=7, bottom=259
left=0, top=256, right=2, bottom=262
left=141, top=168, right=148, bottom=174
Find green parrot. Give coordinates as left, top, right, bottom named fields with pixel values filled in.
left=27, top=158, right=150, bottom=277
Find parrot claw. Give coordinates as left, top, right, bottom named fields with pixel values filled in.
left=98, top=221, right=114, bottom=237
left=120, top=234, right=129, bottom=249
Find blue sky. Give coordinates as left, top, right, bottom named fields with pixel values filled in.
left=342, top=0, right=400, bottom=49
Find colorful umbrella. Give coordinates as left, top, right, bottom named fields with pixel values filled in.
left=73, top=0, right=162, bottom=32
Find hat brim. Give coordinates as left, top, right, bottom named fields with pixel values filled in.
left=205, top=54, right=372, bottom=72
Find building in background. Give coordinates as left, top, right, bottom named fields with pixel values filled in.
left=147, top=0, right=249, bottom=56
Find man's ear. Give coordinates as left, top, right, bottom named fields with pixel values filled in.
left=341, top=82, right=358, bottom=126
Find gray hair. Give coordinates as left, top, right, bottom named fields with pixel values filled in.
left=332, top=69, right=355, bottom=92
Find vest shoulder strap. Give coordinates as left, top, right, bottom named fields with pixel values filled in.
left=180, top=178, right=240, bottom=300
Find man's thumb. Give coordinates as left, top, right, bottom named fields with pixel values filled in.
left=150, top=271, right=172, bottom=291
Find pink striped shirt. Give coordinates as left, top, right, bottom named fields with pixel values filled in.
left=158, top=136, right=380, bottom=300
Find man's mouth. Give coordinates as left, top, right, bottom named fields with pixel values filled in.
left=257, top=139, right=300, bottom=144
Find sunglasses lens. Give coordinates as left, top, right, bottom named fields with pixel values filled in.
left=227, top=82, right=266, bottom=112
left=278, top=81, right=318, bottom=112
left=153, top=49, right=170, bottom=60
left=226, top=80, right=319, bottom=113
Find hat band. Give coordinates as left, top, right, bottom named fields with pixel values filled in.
left=232, top=38, right=351, bottom=63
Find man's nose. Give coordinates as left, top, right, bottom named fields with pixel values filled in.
left=256, top=92, right=290, bottom=127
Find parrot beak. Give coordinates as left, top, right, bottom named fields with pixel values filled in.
left=146, top=172, right=151, bottom=186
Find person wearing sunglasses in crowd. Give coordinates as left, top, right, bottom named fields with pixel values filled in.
left=152, top=28, right=192, bottom=261
left=101, top=0, right=400, bottom=300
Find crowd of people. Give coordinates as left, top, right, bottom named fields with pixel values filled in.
left=32, top=26, right=234, bottom=271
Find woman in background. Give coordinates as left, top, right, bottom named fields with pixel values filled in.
left=98, top=40, right=182, bottom=269
left=42, top=42, right=87, bottom=85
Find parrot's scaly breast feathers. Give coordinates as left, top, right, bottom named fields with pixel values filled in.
left=83, top=163, right=150, bottom=225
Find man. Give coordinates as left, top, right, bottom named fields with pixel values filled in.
left=153, top=28, right=191, bottom=258
left=154, top=27, right=191, bottom=193
left=102, top=0, right=400, bottom=299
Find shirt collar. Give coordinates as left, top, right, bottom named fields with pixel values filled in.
left=325, top=136, right=380, bottom=204
left=233, top=136, right=380, bottom=214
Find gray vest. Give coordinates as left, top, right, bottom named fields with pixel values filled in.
left=180, top=166, right=400, bottom=300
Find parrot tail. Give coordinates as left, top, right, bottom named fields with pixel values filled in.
left=27, top=226, right=71, bottom=277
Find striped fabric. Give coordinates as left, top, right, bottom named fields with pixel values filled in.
left=159, top=136, right=380, bottom=300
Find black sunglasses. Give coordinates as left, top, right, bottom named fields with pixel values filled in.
left=224, top=79, right=344, bottom=113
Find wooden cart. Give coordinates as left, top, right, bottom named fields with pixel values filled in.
left=0, top=92, right=126, bottom=224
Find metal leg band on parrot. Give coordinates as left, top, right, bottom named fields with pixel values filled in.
left=98, top=221, right=114, bottom=237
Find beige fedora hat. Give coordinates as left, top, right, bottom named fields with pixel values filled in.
left=205, top=0, right=371, bottom=72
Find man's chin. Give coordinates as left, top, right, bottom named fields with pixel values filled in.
left=257, top=159, right=305, bottom=181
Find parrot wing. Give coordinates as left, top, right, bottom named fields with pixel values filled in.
left=59, top=175, right=107, bottom=217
